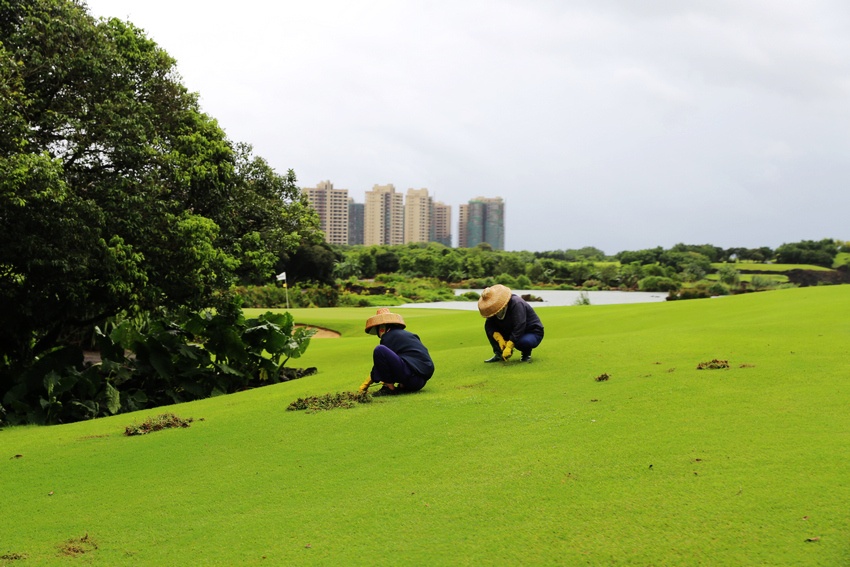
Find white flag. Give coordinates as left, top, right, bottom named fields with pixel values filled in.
left=276, top=271, right=287, bottom=282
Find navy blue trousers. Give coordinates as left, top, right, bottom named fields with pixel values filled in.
left=485, top=327, right=544, bottom=357
left=371, top=345, right=427, bottom=392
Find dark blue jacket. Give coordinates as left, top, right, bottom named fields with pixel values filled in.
left=485, top=295, right=544, bottom=344
left=380, top=328, right=435, bottom=379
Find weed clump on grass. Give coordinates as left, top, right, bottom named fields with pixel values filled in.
left=124, top=413, right=194, bottom=436
left=0, top=552, right=27, bottom=561
left=287, top=391, right=372, bottom=412
left=58, top=533, right=97, bottom=556
left=595, top=373, right=610, bottom=382
left=697, top=359, right=730, bottom=370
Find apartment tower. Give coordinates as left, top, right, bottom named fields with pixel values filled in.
left=432, top=201, right=452, bottom=247
left=303, top=180, right=349, bottom=245
left=404, top=188, right=432, bottom=244
left=457, top=204, right=469, bottom=248
left=364, top=184, right=404, bottom=246
left=348, top=198, right=364, bottom=245
left=463, top=196, right=505, bottom=250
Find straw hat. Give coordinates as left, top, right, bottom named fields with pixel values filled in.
left=365, top=308, right=406, bottom=334
left=477, top=284, right=512, bottom=318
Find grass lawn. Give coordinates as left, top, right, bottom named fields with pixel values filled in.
left=711, top=262, right=834, bottom=272
left=2, top=286, right=849, bottom=565
left=705, top=273, right=789, bottom=284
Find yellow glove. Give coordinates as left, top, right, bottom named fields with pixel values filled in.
left=358, top=376, right=373, bottom=393
left=501, top=340, right=514, bottom=360
left=492, top=332, right=507, bottom=350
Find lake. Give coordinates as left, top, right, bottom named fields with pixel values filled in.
left=399, top=289, right=668, bottom=310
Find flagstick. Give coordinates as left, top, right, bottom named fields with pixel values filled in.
left=276, top=271, right=290, bottom=309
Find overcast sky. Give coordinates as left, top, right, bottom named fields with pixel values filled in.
left=84, top=0, right=850, bottom=254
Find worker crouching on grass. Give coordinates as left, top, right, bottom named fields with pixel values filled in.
left=478, top=284, right=544, bottom=363
left=359, top=308, right=435, bottom=396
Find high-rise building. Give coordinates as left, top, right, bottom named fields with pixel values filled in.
left=457, top=204, right=469, bottom=248
left=303, top=180, right=349, bottom=245
left=463, top=196, right=504, bottom=250
left=364, top=184, right=404, bottom=246
left=432, top=201, right=452, bottom=247
left=404, top=188, right=432, bottom=244
left=348, top=198, right=364, bottom=245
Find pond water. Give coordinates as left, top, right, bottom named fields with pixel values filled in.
left=399, top=289, right=668, bottom=310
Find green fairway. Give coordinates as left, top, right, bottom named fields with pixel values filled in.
left=2, top=286, right=849, bottom=565
left=711, top=262, right=834, bottom=272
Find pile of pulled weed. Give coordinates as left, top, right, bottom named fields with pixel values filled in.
left=124, top=413, right=195, bottom=436
left=287, top=391, right=371, bottom=412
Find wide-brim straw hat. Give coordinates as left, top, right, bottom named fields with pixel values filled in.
left=365, top=307, right=406, bottom=334
left=478, top=284, right=512, bottom=318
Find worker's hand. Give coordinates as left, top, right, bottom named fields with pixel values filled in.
left=358, top=376, right=373, bottom=393
left=492, top=332, right=506, bottom=350
left=501, top=340, right=515, bottom=360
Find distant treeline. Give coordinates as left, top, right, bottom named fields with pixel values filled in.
left=279, top=238, right=848, bottom=287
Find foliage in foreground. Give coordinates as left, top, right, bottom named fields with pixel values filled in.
left=0, top=307, right=315, bottom=426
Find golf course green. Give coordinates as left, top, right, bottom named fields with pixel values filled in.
left=2, top=285, right=848, bottom=565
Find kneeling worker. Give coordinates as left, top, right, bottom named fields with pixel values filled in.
left=359, top=308, right=435, bottom=396
left=478, top=284, right=544, bottom=363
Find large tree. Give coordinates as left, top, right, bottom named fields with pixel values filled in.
left=0, top=0, right=318, bottom=377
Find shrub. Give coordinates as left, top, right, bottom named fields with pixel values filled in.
left=749, top=275, right=779, bottom=291
left=574, top=291, right=591, bottom=306
left=638, top=276, right=681, bottom=292
left=336, top=293, right=372, bottom=307
left=707, top=282, right=731, bottom=296
left=494, top=273, right=517, bottom=287
left=1, top=305, right=317, bottom=425
left=716, top=264, right=741, bottom=286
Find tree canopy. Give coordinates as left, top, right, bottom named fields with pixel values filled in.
left=0, top=0, right=319, bottom=376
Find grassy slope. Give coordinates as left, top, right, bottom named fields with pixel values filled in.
left=710, top=262, right=833, bottom=272
left=2, top=287, right=849, bottom=565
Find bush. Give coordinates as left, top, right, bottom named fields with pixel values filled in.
left=232, top=284, right=339, bottom=308
left=392, top=278, right=455, bottom=303
left=638, top=276, right=681, bottom=292
left=707, top=282, right=731, bottom=296
left=466, top=277, right=496, bottom=289
left=232, top=285, right=289, bottom=308
left=1, top=304, right=317, bottom=425
left=336, top=292, right=372, bottom=307
left=494, top=273, right=517, bottom=287
left=749, top=275, right=779, bottom=291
